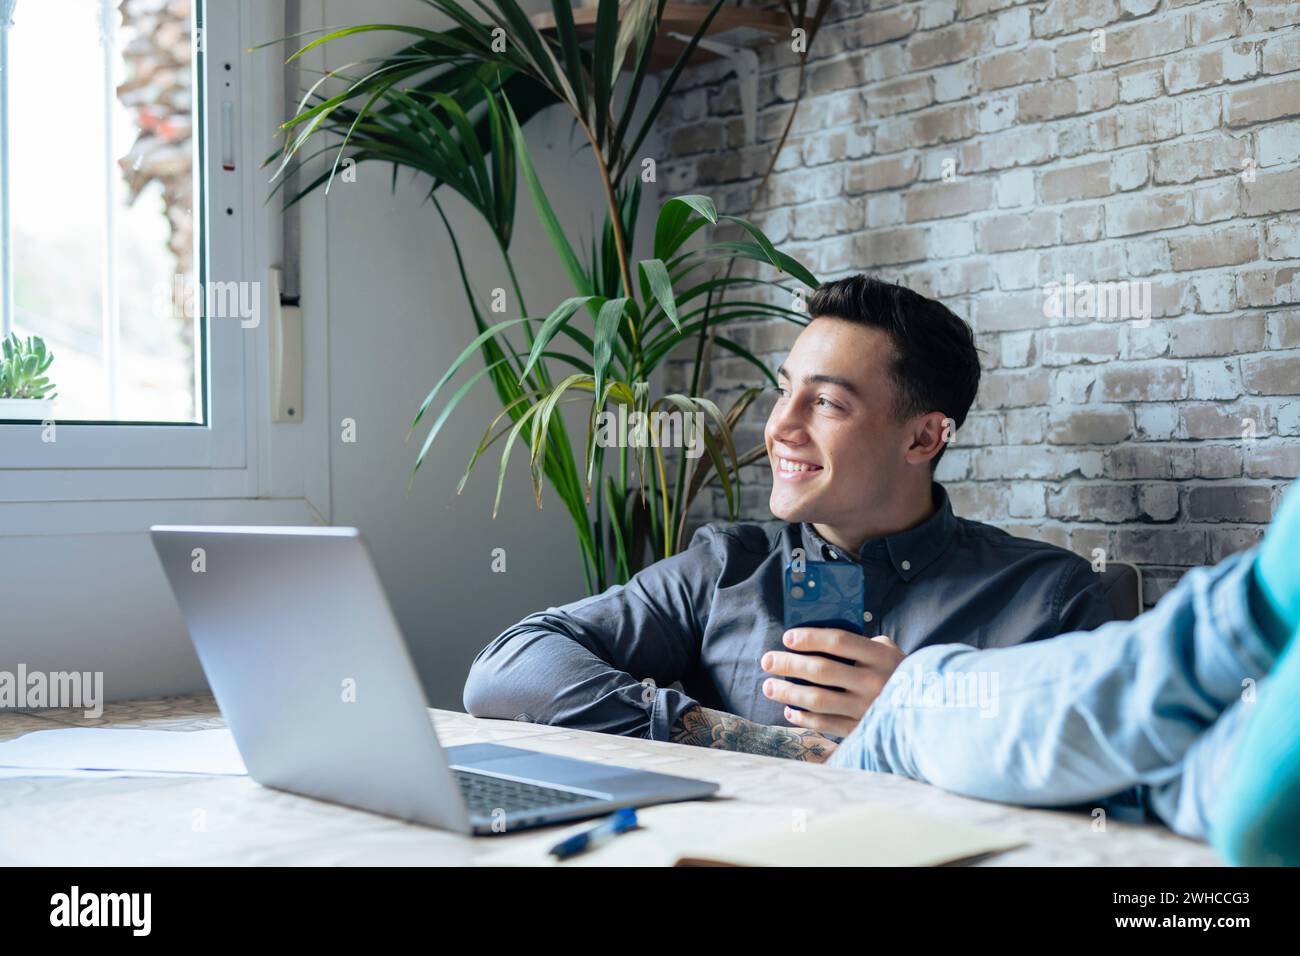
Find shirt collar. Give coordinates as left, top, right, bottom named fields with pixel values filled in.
left=799, top=483, right=957, bottom=582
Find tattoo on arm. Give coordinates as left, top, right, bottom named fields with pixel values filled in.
left=669, top=706, right=831, bottom=761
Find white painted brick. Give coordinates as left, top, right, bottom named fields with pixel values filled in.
left=976, top=95, right=1018, bottom=133
left=1276, top=402, right=1300, bottom=437
left=996, top=250, right=1040, bottom=290
left=918, top=0, right=959, bottom=30
left=928, top=221, right=976, bottom=257
left=1119, top=65, right=1164, bottom=104
left=1008, top=481, right=1047, bottom=517
left=1265, top=309, right=1300, bottom=348
left=1223, top=41, right=1260, bottom=82
left=1179, top=93, right=1221, bottom=134
left=847, top=125, right=875, bottom=159
left=1038, top=242, right=1128, bottom=283
left=1125, top=237, right=1171, bottom=276
left=866, top=193, right=903, bottom=227
left=1056, top=122, right=1094, bottom=157
left=995, top=168, right=1036, bottom=207
left=865, top=44, right=909, bottom=84
left=1077, top=451, right=1106, bottom=479
left=993, top=10, right=1033, bottom=47
left=1259, top=121, right=1300, bottom=167
left=1266, top=219, right=1300, bottom=259
left=1001, top=330, right=1038, bottom=367
left=1123, top=321, right=1171, bottom=360
left=1053, top=367, right=1100, bottom=404
left=934, top=63, right=977, bottom=102
left=1191, top=274, right=1240, bottom=315
left=1004, top=408, right=1045, bottom=443
left=1135, top=404, right=1180, bottom=440
left=1112, top=150, right=1150, bottom=191
left=1139, top=483, right=1179, bottom=521
left=1062, top=206, right=1104, bottom=244
left=1121, top=0, right=1160, bottom=15
left=1188, top=358, right=1244, bottom=400
left=1262, top=32, right=1300, bottom=74
left=956, top=412, right=1004, bottom=445
left=1192, top=181, right=1239, bottom=224
left=1046, top=327, right=1122, bottom=368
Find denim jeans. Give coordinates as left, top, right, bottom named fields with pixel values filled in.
left=827, top=550, right=1278, bottom=839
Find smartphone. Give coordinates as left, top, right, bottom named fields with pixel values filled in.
left=780, top=560, right=864, bottom=710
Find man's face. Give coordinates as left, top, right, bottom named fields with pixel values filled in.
left=764, top=318, right=915, bottom=530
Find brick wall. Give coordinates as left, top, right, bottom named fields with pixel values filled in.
left=655, top=0, right=1299, bottom=606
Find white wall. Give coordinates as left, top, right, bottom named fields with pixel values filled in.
left=0, top=531, right=204, bottom=701
left=0, top=0, right=661, bottom=711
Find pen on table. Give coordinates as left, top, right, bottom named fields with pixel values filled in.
left=548, top=807, right=638, bottom=860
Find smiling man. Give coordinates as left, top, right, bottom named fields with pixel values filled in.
left=463, top=275, right=1113, bottom=761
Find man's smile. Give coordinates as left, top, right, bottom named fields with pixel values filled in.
left=774, top=455, right=825, bottom=480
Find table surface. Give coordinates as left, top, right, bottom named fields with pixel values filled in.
left=0, top=695, right=1219, bottom=866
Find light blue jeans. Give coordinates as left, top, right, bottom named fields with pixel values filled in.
left=828, top=550, right=1278, bottom=839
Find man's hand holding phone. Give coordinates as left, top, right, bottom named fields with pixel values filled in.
left=761, top=629, right=904, bottom=738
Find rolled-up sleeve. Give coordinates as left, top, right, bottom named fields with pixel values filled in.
left=462, top=526, right=725, bottom=739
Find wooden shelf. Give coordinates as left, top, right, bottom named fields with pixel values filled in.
left=529, top=3, right=792, bottom=71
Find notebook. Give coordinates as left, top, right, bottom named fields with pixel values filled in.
left=672, top=803, right=1023, bottom=867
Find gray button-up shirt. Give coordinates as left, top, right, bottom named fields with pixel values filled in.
left=463, top=484, right=1114, bottom=741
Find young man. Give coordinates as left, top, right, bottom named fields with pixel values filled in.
left=828, top=481, right=1300, bottom=865
left=463, top=275, right=1113, bottom=758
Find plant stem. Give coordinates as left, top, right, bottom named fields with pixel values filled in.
left=579, top=122, right=638, bottom=352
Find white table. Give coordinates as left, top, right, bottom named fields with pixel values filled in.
left=0, top=694, right=1219, bottom=866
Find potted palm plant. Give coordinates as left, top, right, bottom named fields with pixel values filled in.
left=0, top=333, right=57, bottom=421
left=270, top=0, right=820, bottom=592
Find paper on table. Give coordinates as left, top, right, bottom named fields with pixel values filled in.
left=673, top=803, right=1023, bottom=867
left=0, top=767, right=230, bottom=780
left=0, top=728, right=247, bottom=777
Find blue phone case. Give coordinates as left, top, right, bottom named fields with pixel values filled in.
left=781, top=560, right=864, bottom=709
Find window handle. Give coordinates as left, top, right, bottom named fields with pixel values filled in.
left=221, top=100, right=235, bottom=171
left=268, top=267, right=303, bottom=423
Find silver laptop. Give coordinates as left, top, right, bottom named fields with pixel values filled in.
left=150, top=525, right=718, bottom=834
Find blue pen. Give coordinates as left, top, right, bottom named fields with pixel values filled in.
left=548, top=807, right=638, bottom=860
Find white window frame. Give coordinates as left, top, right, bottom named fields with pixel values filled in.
left=0, top=0, right=330, bottom=534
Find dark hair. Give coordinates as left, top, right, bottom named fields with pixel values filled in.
left=805, top=275, right=979, bottom=466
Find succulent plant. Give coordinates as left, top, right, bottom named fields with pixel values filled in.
left=0, top=334, right=57, bottom=401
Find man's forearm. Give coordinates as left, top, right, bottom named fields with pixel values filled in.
left=464, top=625, right=663, bottom=736
left=670, top=705, right=834, bottom=761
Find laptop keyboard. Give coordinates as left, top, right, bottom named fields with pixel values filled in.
left=452, top=769, right=595, bottom=815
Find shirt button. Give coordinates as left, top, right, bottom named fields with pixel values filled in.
left=828, top=550, right=838, bottom=560
left=901, top=560, right=911, bottom=571
left=863, top=611, right=873, bottom=623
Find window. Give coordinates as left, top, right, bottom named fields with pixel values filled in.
left=0, top=1, right=327, bottom=528
left=1, top=0, right=203, bottom=423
